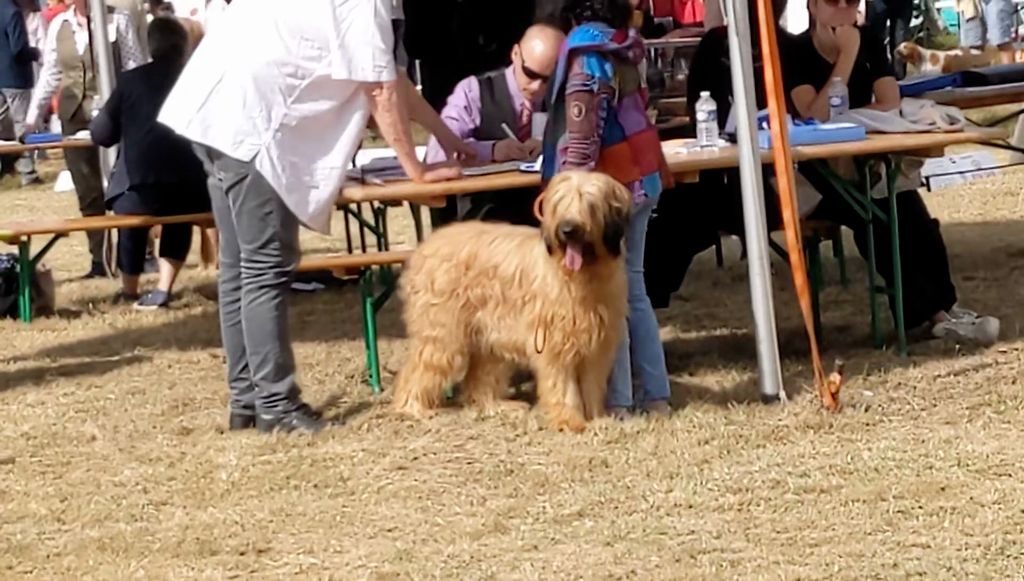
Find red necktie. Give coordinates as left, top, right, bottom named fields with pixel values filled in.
left=517, top=101, right=533, bottom=141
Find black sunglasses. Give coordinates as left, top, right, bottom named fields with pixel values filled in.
left=517, top=46, right=550, bottom=82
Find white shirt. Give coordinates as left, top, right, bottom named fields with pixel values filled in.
left=159, top=0, right=397, bottom=234
left=26, top=8, right=148, bottom=127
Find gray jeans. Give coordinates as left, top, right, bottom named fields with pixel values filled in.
left=193, top=144, right=302, bottom=414
left=0, top=88, right=37, bottom=181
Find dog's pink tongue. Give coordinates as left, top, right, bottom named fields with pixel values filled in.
left=564, top=243, right=584, bottom=272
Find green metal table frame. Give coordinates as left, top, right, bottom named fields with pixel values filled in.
left=9, top=233, right=67, bottom=323
left=340, top=200, right=417, bottom=394
left=805, top=155, right=909, bottom=357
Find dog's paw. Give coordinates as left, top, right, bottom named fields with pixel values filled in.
left=549, top=414, right=587, bottom=433
left=391, top=401, right=439, bottom=420
left=478, top=399, right=531, bottom=417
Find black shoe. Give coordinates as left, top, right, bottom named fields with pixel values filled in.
left=229, top=411, right=256, bottom=431
left=82, top=262, right=109, bottom=279
left=256, top=403, right=326, bottom=434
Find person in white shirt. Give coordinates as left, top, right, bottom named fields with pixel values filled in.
left=158, top=0, right=470, bottom=434
left=25, top=0, right=148, bottom=278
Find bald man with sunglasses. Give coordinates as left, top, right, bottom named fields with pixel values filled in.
left=425, top=23, right=564, bottom=225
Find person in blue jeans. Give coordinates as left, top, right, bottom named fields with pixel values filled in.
left=541, top=0, right=674, bottom=418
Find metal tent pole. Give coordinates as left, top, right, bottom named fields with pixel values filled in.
left=723, top=0, right=785, bottom=401
left=88, top=0, right=117, bottom=180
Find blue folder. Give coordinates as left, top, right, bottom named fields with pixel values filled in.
left=898, top=73, right=964, bottom=97
left=22, top=132, right=63, bottom=145
left=754, top=115, right=866, bottom=149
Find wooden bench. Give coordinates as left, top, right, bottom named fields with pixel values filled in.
left=0, top=212, right=215, bottom=322
left=296, top=250, right=412, bottom=394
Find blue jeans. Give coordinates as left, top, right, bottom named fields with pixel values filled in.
left=607, top=195, right=671, bottom=409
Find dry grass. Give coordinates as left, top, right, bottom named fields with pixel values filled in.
left=2, top=150, right=1024, bottom=579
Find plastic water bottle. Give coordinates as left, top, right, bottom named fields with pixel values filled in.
left=827, top=77, right=849, bottom=121
left=695, top=91, right=719, bottom=149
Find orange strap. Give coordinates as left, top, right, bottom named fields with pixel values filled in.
left=755, top=0, right=837, bottom=410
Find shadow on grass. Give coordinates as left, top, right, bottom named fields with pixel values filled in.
left=0, top=354, right=150, bottom=393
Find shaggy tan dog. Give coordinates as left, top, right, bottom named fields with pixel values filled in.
left=392, top=171, right=632, bottom=432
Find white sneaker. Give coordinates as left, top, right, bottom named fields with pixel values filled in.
left=932, top=315, right=1001, bottom=347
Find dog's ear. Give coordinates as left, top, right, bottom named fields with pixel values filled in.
left=601, top=205, right=629, bottom=258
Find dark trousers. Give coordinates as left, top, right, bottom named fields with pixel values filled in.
left=460, top=187, right=540, bottom=226
left=62, top=111, right=107, bottom=265
left=193, top=144, right=302, bottom=414
left=431, top=187, right=540, bottom=229
left=644, top=171, right=782, bottom=308
left=800, top=164, right=957, bottom=328
left=645, top=167, right=958, bottom=329
left=867, top=0, right=914, bottom=79
left=110, top=184, right=209, bottom=276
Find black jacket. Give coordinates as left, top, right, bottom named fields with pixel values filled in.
left=90, top=57, right=207, bottom=201
left=0, top=1, right=38, bottom=90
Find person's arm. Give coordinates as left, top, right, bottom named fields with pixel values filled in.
left=368, top=80, right=460, bottom=183
left=862, top=27, right=899, bottom=112
left=400, top=73, right=479, bottom=162
left=6, top=11, right=39, bottom=63
left=114, top=11, right=148, bottom=70
left=88, top=83, right=122, bottom=147
left=790, top=25, right=859, bottom=122
left=24, top=13, right=63, bottom=130
left=866, top=76, right=900, bottom=111
left=561, top=54, right=610, bottom=171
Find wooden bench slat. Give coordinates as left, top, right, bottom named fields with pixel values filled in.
left=0, top=212, right=215, bottom=242
left=297, top=250, right=411, bottom=273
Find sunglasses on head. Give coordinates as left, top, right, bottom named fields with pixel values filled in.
left=517, top=46, right=550, bottom=82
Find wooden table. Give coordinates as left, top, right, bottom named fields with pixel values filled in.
left=0, top=138, right=94, bottom=156
left=339, top=129, right=1007, bottom=205
left=338, top=128, right=1006, bottom=358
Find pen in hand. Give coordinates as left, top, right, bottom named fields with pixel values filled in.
left=500, top=122, right=522, bottom=143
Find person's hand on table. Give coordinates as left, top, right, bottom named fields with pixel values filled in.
left=19, top=119, right=37, bottom=142
left=408, top=160, right=462, bottom=183
left=434, top=128, right=477, bottom=163
left=494, top=138, right=537, bottom=162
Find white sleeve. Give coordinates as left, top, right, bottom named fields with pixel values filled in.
left=26, top=16, right=64, bottom=127
left=328, top=0, right=396, bottom=83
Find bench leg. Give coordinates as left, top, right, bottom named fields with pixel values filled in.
left=360, top=270, right=383, bottom=395
left=714, top=236, right=724, bottom=268
left=887, top=181, right=908, bottom=357
left=17, top=239, right=31, bottom=323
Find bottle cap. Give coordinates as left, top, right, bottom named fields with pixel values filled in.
left=700, top=91, right=710, bottom=97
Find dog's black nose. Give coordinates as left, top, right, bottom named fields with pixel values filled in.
left=558, top=221, right=583, bottom=241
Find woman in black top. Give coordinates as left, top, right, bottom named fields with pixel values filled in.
left=91, top=17, right=210, bottom=310
left=787, top=0, right=900, bottom=121
left=782, top=0, right=1000, bottom=346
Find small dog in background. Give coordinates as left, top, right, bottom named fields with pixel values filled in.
left=896, top=41, right=1002, bottom=76
left=392, top=171, right=632, bottom=432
